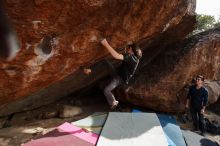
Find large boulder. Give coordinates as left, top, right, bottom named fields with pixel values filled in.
left=117, top=28, right=220, bottom=113
left=205, top=80, right=220, bottom=104
left=205, top=80, right=220, bottom=114
left=0, top=0, right=196, bottom=116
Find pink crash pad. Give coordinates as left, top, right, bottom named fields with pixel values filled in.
left=24, top=122, right=99, bottom=146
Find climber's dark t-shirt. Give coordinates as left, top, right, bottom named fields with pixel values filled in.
left=117, top=53, right=139, bottom=84
left=187, top=85, right=208, bottom=110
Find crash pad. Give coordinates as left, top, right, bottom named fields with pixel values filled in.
left=182, top=130, right=219, bottom=146
left=132, top=109, right=186, bottom=146
left=96, top=112, right=168, bottom=146
left=24, top=122, right=99, bottom=146
left=157, top=114, right=186, bottom=146
left=72, top=112, right=107, bottom=134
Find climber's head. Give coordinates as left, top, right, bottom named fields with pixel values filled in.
left=125, top=44, right=142, bottom=59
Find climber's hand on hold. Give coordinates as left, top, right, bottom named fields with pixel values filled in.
left=101, top=38, right=108, bottom=47
left=83, top=68, right=92, bottom=75
left=100, top=38, right=124, bottom=60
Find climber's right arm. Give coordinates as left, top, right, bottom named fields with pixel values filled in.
left=101, top=38, right=124, bottom=60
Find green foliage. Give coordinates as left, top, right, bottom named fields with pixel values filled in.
left=196, top=14, right=215, bottom=31
left=214, top=20, right=220, bottom=28
left=191, top=14, right=220, bottom=35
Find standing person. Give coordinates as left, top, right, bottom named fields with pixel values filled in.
left=186, top=75, right=208, bottom=135
left=101, top=38, right=142, bottom=109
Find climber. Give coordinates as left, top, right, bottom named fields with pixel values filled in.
left=186, top=75, right=208, bottom=135
left=100, top=38, right=142, bottom=109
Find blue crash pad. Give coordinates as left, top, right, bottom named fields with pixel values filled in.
left=132, top=109, right=186, bottom=146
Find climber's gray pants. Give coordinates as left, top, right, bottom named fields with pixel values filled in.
left=104, top=76, right=123, bottom=106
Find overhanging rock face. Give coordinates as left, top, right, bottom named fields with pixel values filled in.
left=117, top=28, right=220, bottom=113
left=0, top=0, right=196, bottom=116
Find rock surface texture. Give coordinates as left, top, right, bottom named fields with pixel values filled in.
left=117, top=28, right=220, bottom=112
left=0, top=0, right=196, bottom=116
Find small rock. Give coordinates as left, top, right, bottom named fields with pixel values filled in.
left=58, top=105, right=82, bottom=118
left=24, top=127, right=44, bottom=134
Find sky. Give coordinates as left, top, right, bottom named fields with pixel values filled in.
left=196, top=0, right=220, bottom=20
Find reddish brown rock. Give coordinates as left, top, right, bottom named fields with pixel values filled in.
left=0, top=0, right=196, bottom=116
left=117, top=28, right=220, bottom=113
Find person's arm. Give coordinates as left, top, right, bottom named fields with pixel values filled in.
left=101, top=38, right=124, bottom=60
left=186, top=87, right=191, bottom=108
left=201, top=89, right=208, bottom=113
left=186, top=99, right=190, bottom=109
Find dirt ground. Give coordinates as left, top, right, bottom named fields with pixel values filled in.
left=0, top=93, right=219, bottom=146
